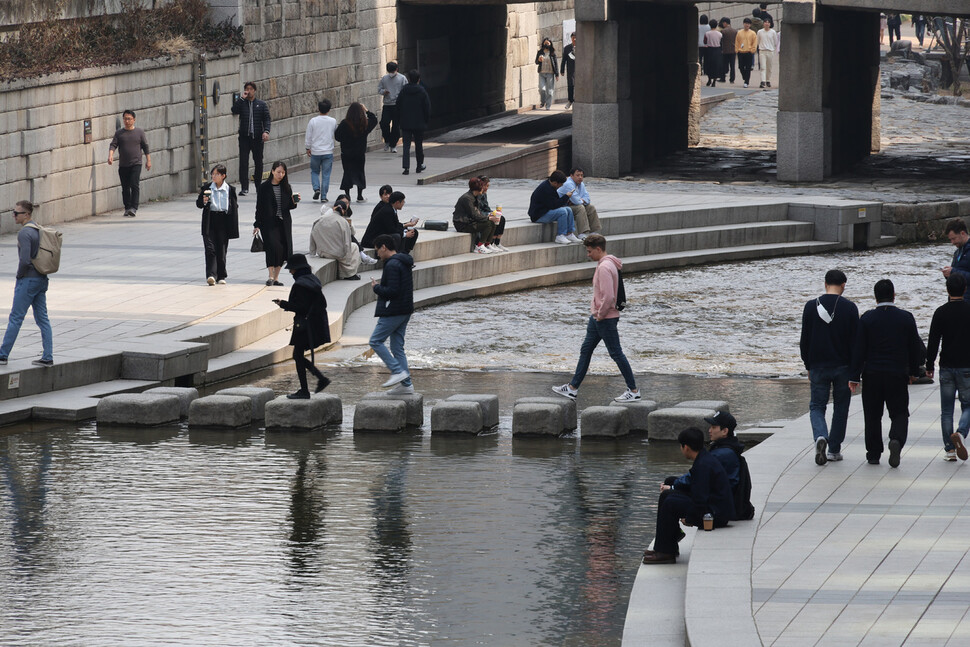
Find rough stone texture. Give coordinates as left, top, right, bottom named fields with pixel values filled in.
left=675, top=401, right=730, bottom=413
left=215, top=387, right=276, bottom=420
left=648, top=407, right=716, bottom=441
left=354, top=399, right=408, bottom=433
left=143, top=386, right=198, bottom=418
left=188, top=395, right=252, bottom=429
left=517, top=396, right=578, bottom=432
left=581, top=405, right=630, bottom=438
left=97, top=393, right=181, bottom=426
left=609, top=400, right=658, bottom=433
left=361, top=392, right=424, bottom=427
left=777, top=111, right=826, bottom=182
left=265, top=394, right=341, bottom=431
left=445, top=394, right=499, bottom=428
left=512, top=402, right=564, bottom=437
left=431, top=401, right=485, bottom=435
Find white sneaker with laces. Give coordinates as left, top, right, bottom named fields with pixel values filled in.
left=826, top=452, right=843, bottom=462
left=554, top=235, right=571, bottom=245
left=487, top=244, right=504, bottom=253
left=387, top=383, right=415, bottom=395
left=360, top=253, right=378, bottom=265
left=578, top=233, right=588, bottom=240
left=381, top=371, right=410, bottom=388
left=496, top=243, right=511, bottom=252
left=552, top=384, right=578, bottom=400
left=614, top=389, right=641, bottom=402
left=944, top=450, right=958, bottom=461
left=475, top=244, right=493, bottom=254
left=566, top=233, right=583, bottom=243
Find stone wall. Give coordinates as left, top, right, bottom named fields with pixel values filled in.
left=883, top=199, right=970, bottom=242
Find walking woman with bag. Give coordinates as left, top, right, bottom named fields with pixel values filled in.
left=273, top=254, right=331, bottom=399
left=254, top=161, right=299, bottom=286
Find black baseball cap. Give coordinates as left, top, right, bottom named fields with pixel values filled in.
left=704, top=411, right=737, bottom=432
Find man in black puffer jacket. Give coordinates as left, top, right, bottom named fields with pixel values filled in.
left=369, top=234, right=416, bottom=394
left=397, top=69, right=431, bottom=175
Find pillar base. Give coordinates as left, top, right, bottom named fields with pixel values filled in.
left=777, top=111, right=826, bottom=182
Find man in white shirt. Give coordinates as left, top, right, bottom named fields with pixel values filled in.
left=557, top=167, right=601, bottom=238
left=757, top=19, right=779, bottom=89
left=377, top=62, right=409, bottom=153
left=305, top=99, right=338, bottom=203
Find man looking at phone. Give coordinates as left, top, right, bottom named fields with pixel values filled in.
left=369, top=234, right=415, bottom=394
left=941, top=218, right=970, bottom=300
left=360, top=191, right=418, bottom=256
left=231, top=81, right=271, bottom=196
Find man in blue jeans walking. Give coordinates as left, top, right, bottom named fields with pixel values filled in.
left=553, top=234, right=640, bottom=402
left=0, top=201, right=54, bottom=367
left=369, top=234, right=415, bottom=394
left=305, top=99, right=337, bottom=203
left=925, top=273, right=970, bottom=461
left=799, top=270, right=858, bottom=464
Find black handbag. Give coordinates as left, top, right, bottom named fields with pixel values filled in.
left=251, top=232, right=264, bottom=253
left=423, top=220, right=448, bottom=231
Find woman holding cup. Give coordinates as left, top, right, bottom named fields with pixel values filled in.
left=196, top=163, right=239, bottom=285
left=254, top=160, right=299, bottom=286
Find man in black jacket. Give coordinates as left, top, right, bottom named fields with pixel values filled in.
left=925, top=274, right=970, bottom=461
left=527, top=170, right=579, bottom=245
left=360, top=191, right=418, bottom=255
left=942, top=218, right=970, bottom=300
left=369, top=234, right=416, bottom=394
left=849, top=279, right=923, bottom=467
left=560, top=32, right=576, bottom=109
left=397, top=69, right=431, bottom=175
left=231, top=81, right=272, bottom=195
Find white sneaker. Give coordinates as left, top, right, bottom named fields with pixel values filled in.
left=554, top=235, right=571, bottom=244
left=552, top=384, right=578, bottom=400
left=217, top=279, right=227, bottom=285
left=383, top=144, right=390, bottom=152
left=578, top=233, right=588, bottom=240
left=566, top=234, right=583, bottom=243
left=496, top=243, right=511, bottom=252
left=381, top=371, right=410, bottom=387
left=614, top=389, right=641, bottom=402
left=207, top=276, right=215, bottom=286
left=944, top=450, right=958, bottom=462
left=360, top=252, right=378, bottom=265
left=826, top=452, right=843, bottom=462
left=391, top=148, right=398, bottom=153
left=487, top=244, right=504, bottom=253
left=387, top=382, right=415, bottom=395
left=475, top=244, right=493, bottom=254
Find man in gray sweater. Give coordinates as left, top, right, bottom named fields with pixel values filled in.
left=108, top=109, right=151, bottom=217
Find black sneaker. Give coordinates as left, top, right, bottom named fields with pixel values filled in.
left=239, top=189, right=249, bottom=196
left=286, top=390, right=311, bottom=400
left=315, top=376, right=331, bottom=393
left=888, top=439, right=901, bottom=468
left=31, top=358, right=53, bottom=367
left=815, top=437, right=828, bottom=465
left=0, top=358, right=6, bottom=365
left=313, top=191, right=320, bottom=201
left=416, top=164, right=426, bottom=173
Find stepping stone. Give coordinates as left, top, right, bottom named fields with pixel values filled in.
left=265, top=394, right=342, bottom=431
left=431, top=400, right=485, bottom=434
left=216, top=386, right=275, bottom=419
left=97, top=393, right=181, bottom=426
left=516, top=396, right=577, bottom=433
left=512, top=402, right=564, bottom=437
left=609, top=399, right=658, bottom=433
left=354, top=399, right=407, bottom=432
left=581, top=405, right=630, bottom=438
left=648, top=407, right=715, bottom=441
left=143, top=387, right=198, bottom=418
left=445, top=394, right=499, bottom=428
left=188, top=395, right=252, bottom=429
left=675, top=400, right=729, bottom=413
left=361, top=392, right=424, bottom=427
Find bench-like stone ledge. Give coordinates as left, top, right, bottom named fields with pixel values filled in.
left=265, top=394, right=342, bottom=431
left=648, top=407, right=716, bottom=441
left=97, top=393, right=182, bottom=426
left=188, top=395, right=252, bottom=429
left=143, top=387, right=198, bottom=418
left=216, top=386, right=276, bottom=419
left=516, top=396, right=577, bottom=433
left=512, top=402, right=564, bottom=437
left=431, top=400, right=485, bottom=434
left=609, top=399, right=658, bottom=433
left=445, top=394, right=499, bottom=428
left=354, top=399, right=408, bottom=432
left=581, top=405, right=630, bottom=438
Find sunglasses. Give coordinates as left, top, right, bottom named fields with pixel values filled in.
left=12, top=210, right=27, bottom=216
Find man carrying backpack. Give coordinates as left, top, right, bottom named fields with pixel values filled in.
left=0, top=201, right=54, bottom=367
left=553, top=234, right=640, bottom=402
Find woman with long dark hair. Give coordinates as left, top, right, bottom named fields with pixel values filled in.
left=273, top=254, right=331, bottom=399
left=335, top=101, right=379, bottom=203
left=535, top=37, right=559, bottom=110
left=254, top=160, right=299, bottom=286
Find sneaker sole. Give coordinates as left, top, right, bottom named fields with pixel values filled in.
left=551, top=386, right=577, bottom=400
left=888, top=439, right=901, bottom=468
left=815, top=438, right=827, bottom=465
left=951, top=432, right=968, bottom=461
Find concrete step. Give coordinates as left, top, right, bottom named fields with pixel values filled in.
left=0, top=379, right=157, bottom=424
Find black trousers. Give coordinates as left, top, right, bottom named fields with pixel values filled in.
left=737, top=53, right=754, bottom=84
left=861, top=371, right=910, bottom=461
left=118, top=164, right=142, bottom=212
left=402, top=129, right=424, bottom=170
left=203, top=214, right=230, bottom=281
left=721, top=53, right=736, bottom=82
left=293, top=341, right=325, bottom=393
left=380, top=105, right=401, bottom=147
left=654, top=490, right=694, bottom=555
left=391, top=231, right=418, bottom=255
left=238, top=135, right=264, bottom=192
left=566, top=76, right=575, bottom=103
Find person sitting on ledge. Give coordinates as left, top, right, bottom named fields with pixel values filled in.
left=476, top=175, right=509, bottom=252
left=453, top=177, right=500, bottom=254
left=642, top=427, right=735, bottom=564
left=361, top=190, right=418, bottom=256
left=309, top=200, right=361, bottom=280
left=527, top=170, right=581, bottom=245
left=558, top=167, right=601, bottom=239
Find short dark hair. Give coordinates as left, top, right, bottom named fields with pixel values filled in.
left=407, top=69, right=420, bottom=84
left=824, top=269, right=847, bottom=286
left=15, top=200, right=33, bottom=215
left=678, top=427, right=706, bottom=452
left=211, top=164, right=227, bottom=176
left=386, top=61, right=398, bottom=73
left=874, top=279, right=895, bottom=302
left=389, top=191, right=406, bottom=204
left=318, top=99, right=331, bottom=114
left=549, top=170, right=567, bottom=184
left=764, top=18, right=773, bottom=26
left=699, top=14, right=708, bottom=23
left=753, top=8, right=762, bottom=17
left=379, top=185, right=393, bottom=197
left=123, top=109, right=135, bottom=119
left=477, top=175, right=490, bottom=184
left=468, top=177, right=484, bottom=192
left=570, top=31, right=575, bottom=37
left=569, top=167, right=585, bottom=176
left=583, top=233, right=606, bottom=251
left=720, top=17, right=731, bottom=25
left=743, top=17, right=752, bottom=24
left=244, top=81, right=256, bottom=92
left=944, top=219, right=968, bottom=235
left=337, top=193, right=352, bottom=202
left=374, top=234, right=397, bottom=251
left=947, top=273, right=967, bottom=297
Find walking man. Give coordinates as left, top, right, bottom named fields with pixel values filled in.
left=0, top=201, right=53, bottom=367
left=849, top=279, right=923, bottom=468
left=369, top=234, right=416, bottom=394
left=231, top=81, right=271, bottom=196
left=377, top=62, right=408, bottom=153
left=107, top=110, right=151, bottom=218
left=736, top=19, right=757, bottom=88
left=305, top=99, right=337, bottom=203
left=800, top=270, right=859, bottom=465
left=561, top=32, right=577, bottom=109
left=925, top=274, right=970, bottom=461
left=941, top=218, right=970, bottom=299
left=397, top=70, right=431, bottom=175
left=719, top=18, right=737, bottom=84
left=553, top=234, right=640, bottom=402
left=558, top=167, right=601, bottom=238
left=757, top=18, right=778, bottom=88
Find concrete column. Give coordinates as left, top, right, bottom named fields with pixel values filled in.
left=686, top=6, right=701, bottom=146
left=573, top=19, right=625, bottom=177
left=777, top=20, right=825, bottom=181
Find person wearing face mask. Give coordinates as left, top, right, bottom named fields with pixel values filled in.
left=535, top=37, right=559, bottom=110
left=309, top=198, right=361, bottom=280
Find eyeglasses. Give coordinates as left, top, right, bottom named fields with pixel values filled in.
left=12, top=211, right=27, bottom=216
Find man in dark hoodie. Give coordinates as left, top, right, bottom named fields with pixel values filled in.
left=527, top=170, right=579, bottom=245
left=369, top=234, right=416, bottom=394
left=273, top=254, right=331, bottom=399
left=396, top=69, right=431, bottom=175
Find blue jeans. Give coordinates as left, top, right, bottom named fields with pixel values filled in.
left=0, top=276, right=53, bottom=361
left=369, top=314, right=411, bottom=386
left=808, top=365, right=851, bottom=454
left=309, top=154, right=334, bottom=199
left=538, top=73, right=556, bottom=108
left=570, top=316, right=637, bottom=391
left=536, top=207, right=575, bottom=236
left=940, top=367, right=970, bottom=450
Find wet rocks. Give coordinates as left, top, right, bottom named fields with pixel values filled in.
left=216, top=386, right=275, bottom=419
left=97, top=392, right=181, bottom=426
left=188, top=395, right=252, bottom=428
left=581, top=406, right=630, bottom=438
left=431, top=400, right=485, bottom=435
left=354, top=399, right=408, bottom=432
left=265, top=394, right=342, bottom=431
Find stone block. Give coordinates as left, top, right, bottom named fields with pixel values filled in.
left=777, top=111, right=825, bottom=182
left=445, top=394, right=499, bottom=428
left=144, top=386, right=199, bottom=418
left=215, top=387, right=276, bottom=419
left=517, top=396, right=577, bottom=432
left=572, top=102, right=620, bottom=178
left=581, top=406, right=630, bottom=438
left=647, top=407, right=715, bottom=441
left=783, top=0, right=816, bottom=24
left=361, top=392, right=424, bottom=426
left=265, top=394, right=341, bottom=431
left=431, top=401, right=485, bottom=435
left=97, top=393, right=181, bottom=426
left=512, top=402, right=564, bottom=437
left=675, top=400, right=729, bottom=413
left=354, top=399, right=407, bottom=432
left=188, top=395, right=252, bottom=428
left=609, top=400, right=658, bottom=433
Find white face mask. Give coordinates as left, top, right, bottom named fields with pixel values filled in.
left=816, top=296, right=839, bottom=324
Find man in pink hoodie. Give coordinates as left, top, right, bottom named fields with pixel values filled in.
left=553, top=234, right=641, bottom=402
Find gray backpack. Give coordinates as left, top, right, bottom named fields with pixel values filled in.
left=25, top=222, right=62, bottom=274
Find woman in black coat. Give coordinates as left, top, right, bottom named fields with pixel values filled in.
left=273, top=254, right=331, bottom=399
left=334, top=101, right=378, bottom=203
left=195, top=163, right=239, bottom=285
left=253, top=160, right=299, bottom=286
